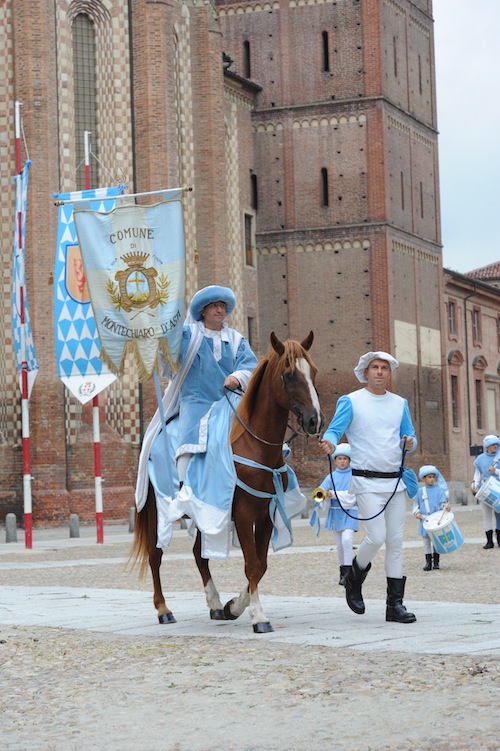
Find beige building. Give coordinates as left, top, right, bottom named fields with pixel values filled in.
left=444, top=264, right=500, bottom=501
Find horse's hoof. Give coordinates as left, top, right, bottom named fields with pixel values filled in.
left=210, top=609, right=226, bottom=621
left=253, top=621, right=274, bottom=634
left=223, top=600, right=240, bottom=621
left=158, top=612, right=177, bottom=624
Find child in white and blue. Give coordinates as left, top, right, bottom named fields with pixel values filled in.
left=413, top=465, right=450, bottom=571
left=471, top=434, right=500, bottom=549
left=313, top=443, right=359, bottom=586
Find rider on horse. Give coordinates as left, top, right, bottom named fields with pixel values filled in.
left=135, top=285, right=258, bottom=554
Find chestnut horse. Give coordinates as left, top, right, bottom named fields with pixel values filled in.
left=130, top=331, right=323, bottom=632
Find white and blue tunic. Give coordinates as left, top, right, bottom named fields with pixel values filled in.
left=174, top=323, right=258, bottom=458
left=319, top=468, right=358, bottom=532
left=413, top=484, right=448, bottom=537
left=473, top=450, right=500, bottom=488
left=323, top=388, right=417, bottom=494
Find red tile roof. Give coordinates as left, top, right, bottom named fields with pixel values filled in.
left=467, top=261, right=500, bottom=280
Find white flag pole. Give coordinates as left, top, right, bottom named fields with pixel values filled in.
left=84, top=130, right=104, bottom=544
left=15, top=101, right=33, bottom=549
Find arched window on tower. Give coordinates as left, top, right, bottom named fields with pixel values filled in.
left=73, top=13, right=98, bottom=190
left=321, top=168, right=329, bottom=207
left=322, top=31, right=330, bottom=72
left=243, top=40, right=251, bottom=78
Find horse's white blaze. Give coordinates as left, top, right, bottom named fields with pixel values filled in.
left=296, top=357, right=322, bottom=425
left=204, top=579, right=223, bottom=611
left=249, top=589, right=269, bottom=625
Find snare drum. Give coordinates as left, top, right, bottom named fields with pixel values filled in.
left=423, top=510, right=464, bottom=555
left=475, top=476, right=500, bottom=512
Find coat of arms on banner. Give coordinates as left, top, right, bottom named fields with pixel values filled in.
left=73, top=189, right=185, bottom=381
left=107, top=252, right=170, bottom=313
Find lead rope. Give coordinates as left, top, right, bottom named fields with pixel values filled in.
left=323, top=439, right=408, bottom=522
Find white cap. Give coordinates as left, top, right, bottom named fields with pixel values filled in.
left=354, top=351, right=399, bottom=383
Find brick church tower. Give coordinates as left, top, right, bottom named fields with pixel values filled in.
left=0, top=0, right=447, bottom=524
left=216, top=0, right=447, bottom=480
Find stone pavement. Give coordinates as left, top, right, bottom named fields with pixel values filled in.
left=1, top=515, right=499, bottom=656
left=2, top=585, right=500, bottom=656
left=1, top=507, right=499, bottom=751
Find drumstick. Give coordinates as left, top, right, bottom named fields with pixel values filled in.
left=436, top=506, right=448, bottom=525
left=479, top=458, right=498, bottom=483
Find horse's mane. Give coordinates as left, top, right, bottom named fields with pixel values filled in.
left=229, top=338, right=317, bottom=445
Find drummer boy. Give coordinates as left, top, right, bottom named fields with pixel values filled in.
left=471, top=434, right=500, bottom=549
left=413, top=465, right=450, bottom=571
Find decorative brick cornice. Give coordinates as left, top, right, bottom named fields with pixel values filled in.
left=217, top=2, right=279, bottom=17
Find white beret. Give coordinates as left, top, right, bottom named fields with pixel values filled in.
left=354, top=351, right=399, bottom=383
left=332, top=443, right=351, bottom=459
left=483, top=434, right=500, bottom=449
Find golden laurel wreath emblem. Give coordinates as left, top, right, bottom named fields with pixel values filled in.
left=106, top=252, right=170, bottom=313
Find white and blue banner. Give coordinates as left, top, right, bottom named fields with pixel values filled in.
left=54, top=185, right=124, bottom=404
left=12, top=159, right=39, bottom=397
left=73, top=189, right=185, bottom=381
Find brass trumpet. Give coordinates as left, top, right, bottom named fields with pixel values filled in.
left=312, top=487, right=327, bottom=502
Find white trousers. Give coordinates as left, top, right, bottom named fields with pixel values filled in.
left=354, top=490, right=407, bottom=579
left=481, top=501, right=500, bottom=532
left=422, top=536, right=434, bottom=555
left=334, top=528, right=355, bottom=566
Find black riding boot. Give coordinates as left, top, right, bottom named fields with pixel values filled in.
left=483, top=530, right=494, bottom=549
left=344, top=557, right=371, bottom=614
left=386, top=576, right=417, bottom=623
left=496, top=529, right=500, bottom=548
left=433, top=553, right=440, bottom=570
left=339, top=565, right=351, bottom=586
left=423, top=554, right=432, bottom=571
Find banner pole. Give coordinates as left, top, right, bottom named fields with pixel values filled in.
left=85, top=130, right=104, bottom=544
left=54, top=185, right=192, bottom=206
left=15, top=101, right=33, bottom=550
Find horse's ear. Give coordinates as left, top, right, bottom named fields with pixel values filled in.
left=301, top=331, right=314, bottom=351
left=270, top=331, right=285, bottom=356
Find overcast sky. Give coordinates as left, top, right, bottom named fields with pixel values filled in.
left=433, top=0, right=500, bottom=274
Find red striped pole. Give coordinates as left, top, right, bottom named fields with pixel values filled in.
left=84, top=130, right=104, bottom=544
left=15, top=101, right=32, bottom=549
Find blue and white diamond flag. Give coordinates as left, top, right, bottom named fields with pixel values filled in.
left=73, top=189, right=185, bottom=382
left=12, top=159, right=39, bottom=398
left=54, top=185, right=124, bottom=404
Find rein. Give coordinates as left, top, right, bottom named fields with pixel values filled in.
left=224, top=385, right=316, bottom=446
left=325, top=440, right=409, bottom=522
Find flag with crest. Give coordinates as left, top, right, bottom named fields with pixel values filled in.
left=72, top=188, right=185, bottom=382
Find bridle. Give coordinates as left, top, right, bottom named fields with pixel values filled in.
left=224, top=368, right=321, bottom=447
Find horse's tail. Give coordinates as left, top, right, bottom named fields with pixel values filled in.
left=128, top=482, right=157, bottom=579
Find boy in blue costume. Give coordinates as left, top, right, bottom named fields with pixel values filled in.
left=413, top=465, right=450, bottom=570
left=471, top=434, right=500, bottom=549
left=317, top=443, right=358, bottom=586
